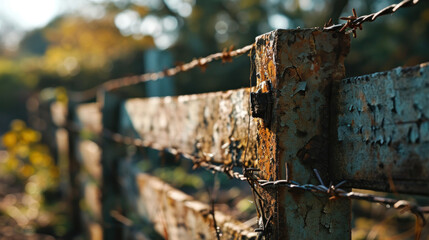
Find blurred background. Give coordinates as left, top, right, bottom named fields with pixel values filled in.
left=0, top=0, right=428, bottom=239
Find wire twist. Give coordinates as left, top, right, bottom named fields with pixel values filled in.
left=324, top=0, right=420, bottom=37
left=98, top=127, right=429, bottom=226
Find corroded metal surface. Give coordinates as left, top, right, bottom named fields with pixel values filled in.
left=332, top=63, right=429, bottom=194
left=254, top=29, right=351, bottom=239
left=76, top=102, right=102, bottom=134
left=124, top=89, right=257, bottom=166
left=136, top=173, right=257, bottom=240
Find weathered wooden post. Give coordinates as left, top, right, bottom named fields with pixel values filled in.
left=99, top=91, right=125, bottom=240
left=253, top=29, right=351, bottom=239
left=66, top=102, right=82, bottom=237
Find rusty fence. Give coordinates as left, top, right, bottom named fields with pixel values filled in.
left=33, top=27, right=429, bottom=240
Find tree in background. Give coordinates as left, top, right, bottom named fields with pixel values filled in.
left=0, top=0, right=428, bottom=124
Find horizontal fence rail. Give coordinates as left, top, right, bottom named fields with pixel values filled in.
left=123, top=89, right=257, bottom=166
left=136, top=173, right=257, bottom=240
left=332, top=62, right=429, bottom=194
left=117, top=64, right=429, bottom=196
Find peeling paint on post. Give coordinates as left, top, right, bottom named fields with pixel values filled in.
left=332, top=63, right=429, bottom=195
left=253, top=29, right=351, bottom=239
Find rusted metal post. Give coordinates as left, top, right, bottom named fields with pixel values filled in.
left=253, top=29, right=351, bottom=239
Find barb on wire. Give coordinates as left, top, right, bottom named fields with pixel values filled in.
left=101, top=128, right=248, bottom=180
left=259, top=169, right=428, bottom=227
left=324, top=0, right=420, bottom=37
left=69, top=44, right=254, bottom=101
left=97, top=128, right=429, bottom=237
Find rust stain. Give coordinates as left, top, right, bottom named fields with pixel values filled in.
left=256, top=123, right=277, bottom=179
left=254, top=29, right=351, bottom=239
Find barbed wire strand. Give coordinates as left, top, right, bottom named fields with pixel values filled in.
left=68, top=44, right=254, bottom=101
left=323, top=0, right=420, bottom=37
left=67, top=0, right=420, bottom=102
left=62, top=117, right=429, bottom=237
left=97, top=128, right=429, bottom=229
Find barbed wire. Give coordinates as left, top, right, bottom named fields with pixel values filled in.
left=99, top=128, right=429, bottom=229
left=206, top=164, right=429, bottom=239
left=323, top=0, right=420, bottom=38
left=59, top=118, right=429, bottom=238
left=69, top=44, right=254, bottom=101
left=68, top=0, right=421, bottom=101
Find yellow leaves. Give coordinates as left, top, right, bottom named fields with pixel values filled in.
left=29, top=150, right=53, bottom=168
left=43, top=46, right=82, bottom=76
left=20, top=164, right=35, bottom=178
left=1, top=14, right=153, bottom=86
left=11, top=119, right=26, bottom=132
left=1, top=119, right=58, bottom=191
left=41, top=15, right=152, bottom=77
left=15, top=144, right=30, bottom=158
left=55, top=87, right=68, bottom=104
left=2, top=121, right=41, bottom=149
left=29, top=152, right=45, bottom=166
left=21, top=129, right=41, bottom=144
left=2, top=132, right=18, bottom=148
left=5, top=156, right=19, bottom=170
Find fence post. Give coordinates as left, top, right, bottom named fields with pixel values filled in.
left=253, top=29, right=351, bottom=239
left=99, top=91, right=125, bottom=240
left=66, top=102, right=82, bottom=237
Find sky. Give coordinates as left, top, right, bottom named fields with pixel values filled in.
left=0, top=0, right=305, bottom=51
left=0, top=0, right=62, bottom=30
left=0, top=0, right=87, bottom=50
